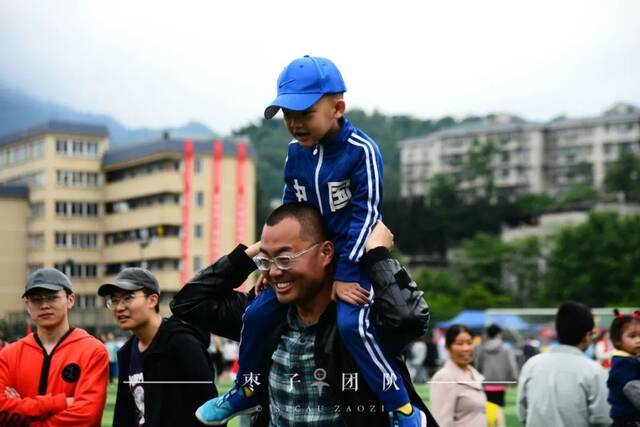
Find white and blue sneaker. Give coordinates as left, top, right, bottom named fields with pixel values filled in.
left=195, top=385, right=261, bottom=426
left=388, top=405, right=428, bottom=427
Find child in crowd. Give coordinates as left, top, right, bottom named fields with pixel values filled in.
left=607, top=309, right=640, bottom=426
left=196, top=55, right=426, bottom=427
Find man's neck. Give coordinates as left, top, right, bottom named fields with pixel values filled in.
left=37, top=321, right=71, bottom=353
left=296, top=281, right=333, bottom=325
left=133, top=313, right=163, bottom=351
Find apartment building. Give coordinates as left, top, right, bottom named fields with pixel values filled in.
left=0, top=121, right=255, bottom=326
left=0, top=186, right=29, bottom=315
left=399, top=103, right=640, bottom=198
left=101, top=138, right=256, bottom=307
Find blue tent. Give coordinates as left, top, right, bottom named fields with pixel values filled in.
left=436, top=310, right=530, bottom=330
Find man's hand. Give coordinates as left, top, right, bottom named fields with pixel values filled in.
left=245, top=241, right=261, bottom=258
left=253, top=272, right=270, bottom=296
left=4, top=387, right=20, bottom=398
left=365, top=221, right=394, bottom=252
left=332, top=280, right=371, bottom=305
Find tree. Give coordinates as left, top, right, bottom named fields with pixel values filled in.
left=542, top=212, right=640, bottom=306
left=559, top=183, right=599, bottom=207
left=604, top=152, right=640, bottom=202
left=502, top=237, right=544, bottom=307
left=452, top=233, right=505, bottom=294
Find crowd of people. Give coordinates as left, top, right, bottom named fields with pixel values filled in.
left=1, top=54, right=639, bottom=427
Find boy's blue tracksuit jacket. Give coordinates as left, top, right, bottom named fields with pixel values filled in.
left=283, top=117, right=383, bottom=283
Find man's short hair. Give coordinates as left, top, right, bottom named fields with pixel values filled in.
left=142, top=288, right=160, bottom=313
left=265, top=202, right=328, bottom=242
left=556, top=301, right=594, bottom=346
left=487, top=324, right=502, bottom=339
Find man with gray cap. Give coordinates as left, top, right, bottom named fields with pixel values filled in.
left=99, top=267, right=217, bottom=427
left=0, top=268, right=109, bottom=426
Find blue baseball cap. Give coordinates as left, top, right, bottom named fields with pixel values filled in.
left=264, top=55, right=347, bottom=119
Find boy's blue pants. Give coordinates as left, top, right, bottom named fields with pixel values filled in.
left=237, top=280, right=410, bottom=411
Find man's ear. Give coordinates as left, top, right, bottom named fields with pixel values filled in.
left=149, top=293, right=160, bottom=311
left=320, top=240, right=335, bottom=267
left=66, top=293, right=76, bottom=310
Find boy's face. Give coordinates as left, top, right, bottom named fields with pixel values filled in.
left=282, top=95, right=345, bottom=147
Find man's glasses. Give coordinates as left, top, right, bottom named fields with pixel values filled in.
left=105, top=292, right=143, bottom=310
left=253, top=243, right=320, bottom=272
left=25, top=294, right=64, bottom=305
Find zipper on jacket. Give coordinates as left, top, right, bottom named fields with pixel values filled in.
left=314, top=144, right=324, bottom=215
left=34, top=328, right=75, bottom=395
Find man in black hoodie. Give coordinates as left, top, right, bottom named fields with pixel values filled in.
left=171, top=203, right=438, bottom=427
left=98, top=267, right=216, bottom=427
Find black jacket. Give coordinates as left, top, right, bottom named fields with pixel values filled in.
left=171, top=245, right=439, bottom=427
left=112, top=317, right=217, bottom=427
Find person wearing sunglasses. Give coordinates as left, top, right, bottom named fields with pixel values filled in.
left=0, top=268, right=109, bottom=426
left=171, top=202, right=437, bottom=427
left=98, top=267, right=216, bottom=427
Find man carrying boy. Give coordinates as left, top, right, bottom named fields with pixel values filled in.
left=99, top=267, right=216, bottom=427
left=0, top=268, right=109, bottom=426
left=196, top=55, right=426, bottom=427
left=173, top=203, right=436, bottom=426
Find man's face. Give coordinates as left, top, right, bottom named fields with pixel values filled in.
left=24, top=289, right=74, bottom=329
left=260, top=217, right=333, bottom=306
left=282, top=96, right=343, bottom=147
left=107, top=289, right=157, bottom=331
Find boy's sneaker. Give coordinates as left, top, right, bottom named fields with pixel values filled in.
left=388, top=405, right=427, bottom=427
left=195, top=385, right=262, bottom=426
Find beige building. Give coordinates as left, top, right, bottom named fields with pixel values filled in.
left=0, top=187, right=29, bottom=316
left=0, top=121, right=255, bottom=329
left=398, top=103, right=640, bottom=199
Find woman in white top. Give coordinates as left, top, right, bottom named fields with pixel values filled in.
left=431, top=324, right=488, bottom=427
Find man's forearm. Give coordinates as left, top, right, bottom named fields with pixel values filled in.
left=170, top=245, right=255, bottom=340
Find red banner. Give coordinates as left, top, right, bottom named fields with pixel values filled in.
left=210, top=140, right=223, bottom=263
left=235, top=142, right=247, bottom=246
left=181, top=139, right=193, bottom=285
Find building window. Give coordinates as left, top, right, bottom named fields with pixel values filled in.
left=28, top=233, right=44, bottom=249
left=56, top=139, right=100, bottom=157
left=193, top=256, right=203, bottom=273
left=75, top=295, right=97, bottom=309
left=57, top=170, right=101, bottom=187
left=55, top=201, right=99, bottom=217
left=194, top=223, right=203, bottom=239
left=54, top=263, right=98, bottom=279
left=194, top=158, right=203, bottom=175
left=195, top=191, right=205, bottom=208
left=55, top=232, right=99, bottom=249
left=5, top=171, right=45, bottom=188
left=29, top=202, right=44, bottom=218
left=56, top=139, right=68, bottom=154
left=27, top=264, right=44, bottom=276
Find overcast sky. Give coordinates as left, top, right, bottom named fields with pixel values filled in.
left=1, top=1, right=639, bottom=135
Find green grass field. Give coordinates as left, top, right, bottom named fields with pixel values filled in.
left=102, top=380, right=523, bottom=426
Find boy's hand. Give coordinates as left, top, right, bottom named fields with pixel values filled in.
left=331, top=280, right=371, bottom=305
left=365, top=221, right=394, bottom=252
left=245, top=241, right=261, bottom=258
left=253, top=272, right=270, bottom=296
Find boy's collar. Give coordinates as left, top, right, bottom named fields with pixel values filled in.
left=319, top=117, right=352, bottom=147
